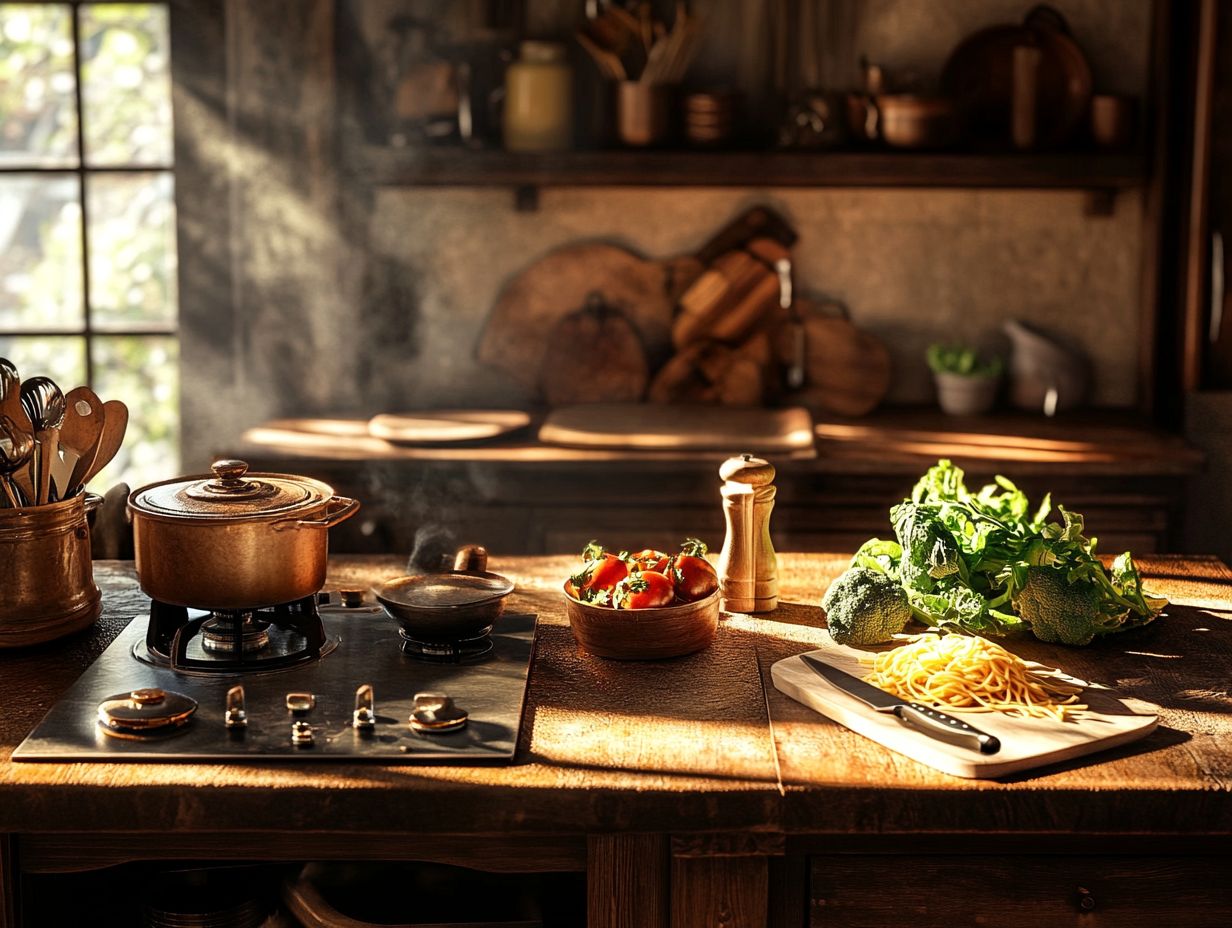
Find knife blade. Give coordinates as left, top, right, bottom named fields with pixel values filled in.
left=800, top=653, right=1001, bottom=755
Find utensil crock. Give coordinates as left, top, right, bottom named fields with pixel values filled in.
left=616, top=81, right=673, bottom=147
left=0, top=492, right=102, bottom=647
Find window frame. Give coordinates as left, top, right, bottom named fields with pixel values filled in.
left=0, top=0, right=177, bottom=389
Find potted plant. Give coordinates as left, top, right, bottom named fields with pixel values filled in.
left=926, top=343, right=1003, bottom=416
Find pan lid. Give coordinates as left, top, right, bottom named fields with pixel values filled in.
left=129, top=459, right=333, bottom=521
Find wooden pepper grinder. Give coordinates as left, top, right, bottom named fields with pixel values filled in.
left=717, top=454, right=779, bottom=613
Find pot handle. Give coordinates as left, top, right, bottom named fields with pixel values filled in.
left=453, top=544, right=489, bottom=572
left=270, top=496, right=360, bottom=532
left=82, top=492, right=104, bottom=514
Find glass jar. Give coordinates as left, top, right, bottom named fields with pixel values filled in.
left=503, top=40, right=573, bottom=152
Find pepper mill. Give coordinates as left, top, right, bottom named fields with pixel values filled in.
left=717, top=454, right=778, bottom=613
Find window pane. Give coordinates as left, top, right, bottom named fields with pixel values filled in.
left=0, top=4, right=78, bottom=166
left=80, top=3, right=172, bottom=167
left=0, top=335, right=86, bottom=388
left=0, top=174, right=84, bottom=330
left=89, top=335, right=178, bottom=492
left=87, top=172, right=177, bottom=329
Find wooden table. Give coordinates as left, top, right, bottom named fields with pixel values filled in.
left=2, top=554, right=1232, bottom=927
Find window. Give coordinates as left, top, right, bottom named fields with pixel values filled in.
left=0, top=2, right=178, bottom=492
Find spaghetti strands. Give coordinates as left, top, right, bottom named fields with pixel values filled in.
left=864, top=634, right=1086, bottom=721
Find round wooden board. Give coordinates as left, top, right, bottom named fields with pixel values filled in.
left=368, top=410, right=531, bottom=445
left=783, top=307, right=892, bottom=417
left=477, top=243, right=674, bottom=394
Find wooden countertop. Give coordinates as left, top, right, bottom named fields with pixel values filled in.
left=2, top=554, right=1231, bottom=839
left=234, top=408, right=1204, bottom=477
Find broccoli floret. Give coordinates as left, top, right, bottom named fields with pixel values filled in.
left=821, top=567, right=912, bottom=645
left=891, top=502, right=960, bottom=593
left=1012, top=567, right=1119, bottom=646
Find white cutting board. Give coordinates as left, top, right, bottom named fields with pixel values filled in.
left=771, top=635, right=1159, bottom=779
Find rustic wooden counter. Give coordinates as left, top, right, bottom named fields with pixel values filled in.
left=3, top=553, right=1232, bottom=928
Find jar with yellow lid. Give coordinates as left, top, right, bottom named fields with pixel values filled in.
left=503, top=40, right=573, bottom=152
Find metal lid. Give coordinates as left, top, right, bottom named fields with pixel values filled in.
left=129, top=459, right=333, bottom=522
left=519, top=40, right=565, bottom=63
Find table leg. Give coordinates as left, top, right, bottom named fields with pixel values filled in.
left=671, top=855, right=768, bottom=928
left=1, top=834, right=16, bottom=928
left=588, top=834, right=669, bottom=928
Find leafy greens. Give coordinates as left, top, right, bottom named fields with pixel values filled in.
left=847, top=460, right=1167, bottom=644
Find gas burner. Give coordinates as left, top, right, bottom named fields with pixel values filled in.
left=201, top=612, right=270, bottom=654
left=399, top=626, right=494, bottom=663
left=136, top=596, right=338, bottom=676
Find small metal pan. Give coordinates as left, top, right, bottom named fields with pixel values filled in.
left=373, top=544, right=514, bottom=641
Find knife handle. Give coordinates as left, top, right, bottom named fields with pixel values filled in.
left=895, top=702, right=1001, bottom=755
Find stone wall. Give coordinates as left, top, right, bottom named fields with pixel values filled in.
left=177, top=0, right=1153, bottom=467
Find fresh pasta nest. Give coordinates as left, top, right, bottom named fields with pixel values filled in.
left=863, top=633, right=1087, bottom=722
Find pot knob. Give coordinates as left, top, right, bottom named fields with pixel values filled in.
left=185, top=459, right=278, bottom=502
left=209, top=459, right=251, bottom=490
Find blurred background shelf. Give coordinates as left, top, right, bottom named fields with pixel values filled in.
left=362, top=145, right=1148, bottom=192
left=231, top=407, right=1200, bottom=557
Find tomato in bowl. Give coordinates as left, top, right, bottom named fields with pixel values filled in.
left=563, top=539, right=721, bottom=660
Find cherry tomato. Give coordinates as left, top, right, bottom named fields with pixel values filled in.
left=672, top=538, right=718, bottom=602
left=630, top=548, right=671, bottom=573
left=616, top=570, right=676, bottom=609
left=570, top=543, right=629, bottom=606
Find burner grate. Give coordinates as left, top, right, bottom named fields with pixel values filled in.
left=140, top=595, right=336, bottom=675
left=399, top=626, right=494, bottom=663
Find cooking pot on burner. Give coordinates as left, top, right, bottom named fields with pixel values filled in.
left=128, top=459, right=359, bottom=610
left=374, top=544, right=514, bottom=641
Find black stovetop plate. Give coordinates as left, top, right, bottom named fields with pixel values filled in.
left=13, top=606, right=537, bottom=764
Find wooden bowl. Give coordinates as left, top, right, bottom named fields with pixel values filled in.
left=563, top=584, right=720, bottom=660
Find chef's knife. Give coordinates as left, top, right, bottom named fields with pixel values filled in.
left=800, top=653, right=1001, bottom=755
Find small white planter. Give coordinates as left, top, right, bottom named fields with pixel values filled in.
left=933, top=371, right=1000, bottom=416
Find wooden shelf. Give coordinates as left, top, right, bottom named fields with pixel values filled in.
left=363, top=146, right=1148, bottom=192
left=235, top=407, right=1201, bottom=477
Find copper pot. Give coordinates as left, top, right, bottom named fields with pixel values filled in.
left=128, top=459, right=359, bottom=609
left=0, top=492, right=102, bottom=647
left=874, top=94, right=964, bottom=149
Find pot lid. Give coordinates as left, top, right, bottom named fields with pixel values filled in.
left=129, top=459, right=332, bottom=521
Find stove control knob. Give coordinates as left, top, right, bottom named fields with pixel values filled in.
left=286, top=692, right=315, bottom=714
left=409, top=691, right=468, bottom=734
left=130, top=688, right=166, bottom=705
left=224, top=685, right=248, bottom=730
left=340, top=590, right=365, bottom=608
left=291, top=720, right=315, bottom=746
left=353, top=684, right=376, bottom=731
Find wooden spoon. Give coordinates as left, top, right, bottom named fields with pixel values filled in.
left=55, top=386, right=106, bottom=500
left=78, top=399, right=128, bottom=491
